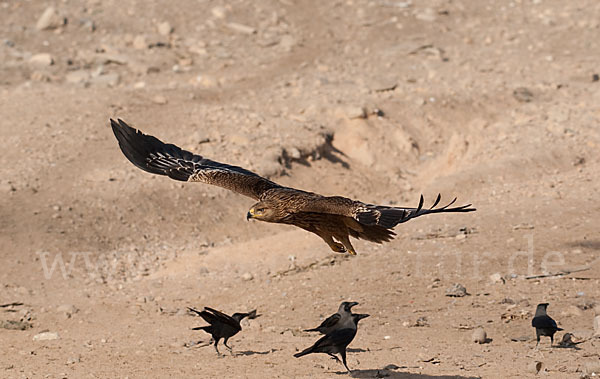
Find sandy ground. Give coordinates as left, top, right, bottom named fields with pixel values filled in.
left=1, top=0, right=600, bottom=378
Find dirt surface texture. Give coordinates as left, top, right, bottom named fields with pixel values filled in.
left=1, top=0, right=600, bottom=378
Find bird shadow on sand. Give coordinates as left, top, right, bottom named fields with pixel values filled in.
left=235, top=349, right=278, bottom=356
left=344, top=368, right=480, bottom=379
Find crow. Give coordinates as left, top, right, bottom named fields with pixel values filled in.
left=188, top=307, right=256, bottom=355
left=294, top=313, right=369, bottom=373
left=532, top=303, right=563, bottom=347
left=304, top=301, right=359, bottom=334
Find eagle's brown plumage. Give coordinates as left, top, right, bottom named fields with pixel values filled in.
left=111, top=119, right=475, bottom=254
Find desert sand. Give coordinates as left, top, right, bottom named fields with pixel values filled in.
left=1, top=0, right=599, bottom=378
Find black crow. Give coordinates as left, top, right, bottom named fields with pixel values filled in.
left=295, top=313, right=369, bottom=372
left=304, top=301, right=359, bottom=334
left=532, top=303, right=562, bottom=347
left=189, top=307, right=256, bottom=355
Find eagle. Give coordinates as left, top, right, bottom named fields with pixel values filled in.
left=111, top=119, right=475, bottom=255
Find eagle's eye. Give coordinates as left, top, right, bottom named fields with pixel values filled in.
left=256, top=208, right=265, bottom=213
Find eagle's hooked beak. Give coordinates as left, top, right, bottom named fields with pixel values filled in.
left=246, top=208, right=254, bottom=221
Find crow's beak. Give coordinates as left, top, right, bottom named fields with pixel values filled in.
left=349, top=301, right=359, bottom=309
left=358, top=314, right=370, bottom=320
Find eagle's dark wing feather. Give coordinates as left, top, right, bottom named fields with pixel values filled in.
left=111, top=119, right=281, bottom=200
left=292, top=194, right=475, bottom=229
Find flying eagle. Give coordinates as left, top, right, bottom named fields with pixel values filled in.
left=111, top=119, right=475, bottom=255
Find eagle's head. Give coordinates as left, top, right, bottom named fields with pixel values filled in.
left=247, top=201, right=282, bottom=223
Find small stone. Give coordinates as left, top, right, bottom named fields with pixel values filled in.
left=513, top=87, right=533, bottom=102
left=241, top=272, right=253, bottom=281
left=90, top=73, right=120, bottom=87
left=57, top=304, right=78, bottom=317
left=33, top=332, right=60, bottom=341
left=226, top=22, right=256, bottom=35
left=1, top=320, right=31, bottom=330
left=593, top=315, right=600, bottom=336
left=157, top=21, right=172, bottom=36
left=530, top=361, right=544, bottom=375
left=415, top=8, right=437, bottom=22
left=472, top=327, right=487, bottom=344
left=29, top=53, right=54, bottom=67
left=36, top=7, right=65, bottom=31
left=345, top=106, right=367, bottom=119
left=133, top=35, right=147, bottom=50
left=66, top=356, right=80, bottom=364
left=593, top=73, right=599, bottom=82
left=287, top=147, right=301, bottom=160
left=279, top=35, right=296, bottom=51
left=211, top=6, right=227, bottom=19
left=65, top=70, right=90, bottom=85
left=583, top=360, right=600, bottom=376
left=152, top=95, right=168, bottom=105
left=489, top=273, right=505, bottom=284
left=445, top=283, right=468, bottom=297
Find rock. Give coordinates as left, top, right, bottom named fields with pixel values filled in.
left=133, top=35, right=148, bottom=50
left=472, top=327, right=487, bottom=344
left=1, top=320, right=31, bottom=330
left=66, top=356, right=80, bottom=364
left=445, top=283, right=468, bottom=297
left=513, top=87, right=533, bottom=102
left=90, top=73, right=120, bottom=87
left=65, top=70, right=90, bottom=85
left=241, top=272, right=254, bottom=281
left=36, top=7, right=65, bottom=31
left=33, top=331, right=60, bottom=341
left=529, top=361, right=544, bottom=375
left=211, top=6, right=227, bottom=19
left=57, top=304, right=78, bottom=317
left=279, top=35, right=296, bottom=51
left=594, top=315, right=600, bottom=336
left=583, top=360, right=600, bottom=376
left=226, top=22, right=256, bottom=35
left=489, top=273, right=505, bottom=284
left=152, top=95, right=168, bottom=105
left=29, top=53, right=54, bottom=67
left=345, top=106, right=367, bottom=119
left=157, top=21, right=172, bottom=36
left=415, top=8, right=437, bottom=22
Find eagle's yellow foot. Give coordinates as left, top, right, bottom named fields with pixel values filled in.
left=328, top=243, right=346, bottom=253
left=345, top=247, right=357, bottom=255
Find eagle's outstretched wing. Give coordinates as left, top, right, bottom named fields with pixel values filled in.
left=111, top=119, right=281, bottom=200
left=294, top=194, right=475, bottom=229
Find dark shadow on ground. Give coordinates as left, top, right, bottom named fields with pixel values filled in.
left=236, top=349, right=277, bottom=356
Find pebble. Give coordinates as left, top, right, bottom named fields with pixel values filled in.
left=133, top=35, right=148, bottom=50
left=445, top=283, right=468, bottom=297
left=36, top=7, right=64, bottom=31
left=415, top=8, right=437, bottom=22
left=57, top=304, right=78, bottom=317
left=211, top=6, right=227, bottom=19
left=157, top=21, right=172, bottom=36
left=33, top=331, right=60, bottom=341
left=241, top=272, right=254, bottom=281
left=65, top=70, right=90, bottom=84
left=152, top=95, right=168, bottom=105
left=489, top=273, right=505, bottom=284
left=90, top=73, right=120, bottom=87
left=345, top=106, right=367, bottom=119
left=594, top=315, right=600, bottom=336
left=29, top=53, right=54, bottom=67
left=472, top=327, right=487, bottom=344
left=226, top=22, right=256, bottom=35
left=513, top=87, right=533, bottom=102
